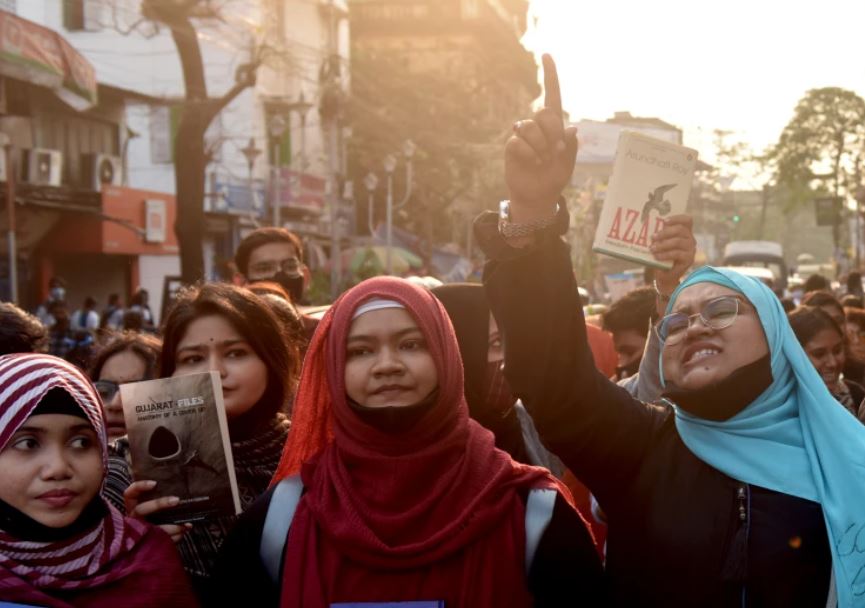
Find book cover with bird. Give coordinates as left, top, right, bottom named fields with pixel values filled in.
left=592, top=131, right=698, bottom=269
left=119, top=371, right=241, bottom=524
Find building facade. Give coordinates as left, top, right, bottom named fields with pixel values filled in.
left=2, top=0, right=350, bottom=316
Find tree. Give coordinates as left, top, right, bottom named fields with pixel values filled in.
left=767, top=87, right=865, bottom=248
left=112, top=0, right=271, bottom=284
left=348, top=29, right=539, bottom=258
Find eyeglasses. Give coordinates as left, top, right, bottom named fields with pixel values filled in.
left=656, top=296, right=742, bottom=345
left=248, top=257, right=301, bottom=279
left=94, top=380, right=120, bottom=402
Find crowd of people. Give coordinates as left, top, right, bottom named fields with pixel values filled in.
left=1, top=53, right=865, bottom=607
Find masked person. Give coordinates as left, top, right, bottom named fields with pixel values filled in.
left=476, top=53, right=865, bottom=607
left=431, top=283, right=531, bottom=463
left=35, top=277, right=68, bottom=329
left=0, top=354, right=197, bottom=607
left=602, top=286, right=658, bottom=380
left=233, top=227, right=318, bottom=344
left=208, top=277, right=604, bottom=607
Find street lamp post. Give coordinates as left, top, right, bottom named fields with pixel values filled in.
left=363, top=172, right=379, bottom=235
left=268, top=115, right=287, bottom=228
left=287, top=91, right=313, bottom=210
left=240, top=137, right=262, bottom=215
left=287, top=90, right=314, bottom=190
left=383, top=140, right=415, bottom=275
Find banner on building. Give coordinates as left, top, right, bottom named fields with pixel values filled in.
left=575, top=120, right=681, bottom=165
left=0, top=10, right=97, bottom=110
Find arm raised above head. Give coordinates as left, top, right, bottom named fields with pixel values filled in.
left=478, top=211, right=664, bottom=501
left=483, top=54, right=685, bottom=500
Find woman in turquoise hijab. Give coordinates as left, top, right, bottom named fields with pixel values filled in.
left=664, top=266, right=865, bottom=607
left=481, top=52, right=865, bottom=605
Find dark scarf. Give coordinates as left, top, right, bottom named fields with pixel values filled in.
left=348, top=390, right=438, bottom=434
left=176, top=412, right=289, bottom=582
left=0, top=496, right=106, bottom=543
left=663, top=353, right=774, bottom=421
left=432, top=283, right=529, bottom=461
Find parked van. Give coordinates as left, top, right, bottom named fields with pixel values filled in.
left=722, top=241, right=788, bottom=292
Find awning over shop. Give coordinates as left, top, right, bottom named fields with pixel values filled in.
left=0, top=10, right=97, bottom=111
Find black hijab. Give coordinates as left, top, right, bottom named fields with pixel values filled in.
left=432, top=283, right=529, bottom=463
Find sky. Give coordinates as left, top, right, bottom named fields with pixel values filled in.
left=522, top=0, right=865, bottom=184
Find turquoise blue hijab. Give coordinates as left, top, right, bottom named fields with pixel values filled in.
left=662, top=266, right=865, bottom=607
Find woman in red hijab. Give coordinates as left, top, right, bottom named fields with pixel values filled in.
left=209, top=277, right=603, bottom=607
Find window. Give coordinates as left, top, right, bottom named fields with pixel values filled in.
left=63, top=0, right=104, bottom=32
left=149, top=105, right=176, bottom=164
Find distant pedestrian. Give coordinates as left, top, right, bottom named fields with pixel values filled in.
left=46, top=301, right=78, bottom=359
left=234, top=227, right=306, bottom=303
left=129, top=288, right=154, bottom=329
left=233, top=227, right=319, bottom=341
left=101, top=292, right=124, bottom=330
left=34, top=276, right=66, bottom=327
left=71, top=296, right=100, bottom=334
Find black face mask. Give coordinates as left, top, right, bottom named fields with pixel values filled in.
left=616, top=358, right=642, bottom=380
left=662, top=353, right=773, bottom=421
left=271, top=272, right=304, bottom=303
left=348, top=390, right=438, bottom=434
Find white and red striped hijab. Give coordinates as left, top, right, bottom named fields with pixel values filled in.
left=0, top=353, right=148, bottom=597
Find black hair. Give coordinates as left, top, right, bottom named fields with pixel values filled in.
left=788, top=305, right=844, bottom=346
left=841, top=294, right=863, bottom=309
left=0, top=302, right=48, bottom=355
left=801, top=290, right=844, bottom=319
left=803, top=274, right=831, bottom=293
left=89, top=331, right=162, bottom=383
left=779, top=297, right=797, bottom=313
left=602, top=286, right=657, bottom=335
left=160, top=283, right=300, bottom=433
left=234, top=227, right=304, bottom=277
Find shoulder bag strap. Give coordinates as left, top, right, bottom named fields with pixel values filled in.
left=524, top=487, right=557, bottom=573
left=260, top=475, right=304, bottom=584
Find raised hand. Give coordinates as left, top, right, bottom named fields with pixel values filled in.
left=650, top=214, right=697, bottom=295
left=505, top=54, right=578, bottom=223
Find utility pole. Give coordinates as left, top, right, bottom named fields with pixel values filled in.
left=269, top=114, right=287, bottom=228
left=323, top=0, right=345, bottom=300
left=758, top=184, right=769, bottom=240
left=4, top=141, right=16, bottom=304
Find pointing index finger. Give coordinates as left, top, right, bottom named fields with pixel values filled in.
left=542, top=54, right=563, bottom=118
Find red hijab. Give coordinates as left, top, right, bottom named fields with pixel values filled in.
left=272, top=277, right=570, bottom=607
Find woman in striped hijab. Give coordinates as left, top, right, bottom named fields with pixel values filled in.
left=0, top=353, right=196, bottom=607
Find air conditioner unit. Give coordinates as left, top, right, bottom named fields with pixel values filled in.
left=83, top=153, right=122, bottom=190
left=22, top=149, right=63, bottom=187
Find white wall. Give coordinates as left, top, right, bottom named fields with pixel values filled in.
left=125, top=101, right=174, bottom=192
left=22, top=0, right=267, bottom=195
left=22, top=0, right=350, bottom=222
